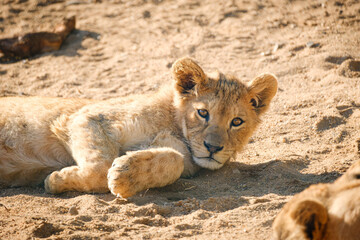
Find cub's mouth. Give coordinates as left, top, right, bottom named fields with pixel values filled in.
left=196, top=156, right=222, bottom=165
left=192, top=155, right=226, bottom=170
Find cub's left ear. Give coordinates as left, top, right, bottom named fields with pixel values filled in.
left=172, top=57, right=208, bottom=95
left=248, top=73, right=278, bottom=115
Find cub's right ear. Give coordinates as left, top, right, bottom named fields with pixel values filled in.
left=172, top=57, right=208, bottom=95
left=290, top=199, right=328, bottom=240
left=248, top=73, right=278, bottom=115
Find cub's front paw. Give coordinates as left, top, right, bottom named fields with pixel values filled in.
left=107, top=148, right=184, bottom=198
left=107, top=155, right=137, bottom=198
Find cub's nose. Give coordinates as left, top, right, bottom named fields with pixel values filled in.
left=204, top=141, right=224, bottom=154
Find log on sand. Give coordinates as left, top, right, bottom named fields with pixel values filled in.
left=0, top=16, right=75, bottom=58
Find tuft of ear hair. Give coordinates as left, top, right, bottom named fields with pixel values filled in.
left=248, top=73, right=278, bottom=115
left=172, top=57, right=208, bottom=95
left=290, top=200, right=328, bottom=240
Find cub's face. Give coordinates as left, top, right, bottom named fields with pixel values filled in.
left=172, top=57, right=278, bottom=170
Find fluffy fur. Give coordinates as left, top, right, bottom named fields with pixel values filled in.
left=0, top=57, right=277, bottom=197
left=272, top=159, right=360, bottom=240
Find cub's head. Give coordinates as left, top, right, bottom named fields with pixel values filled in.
left=172, top=57, right=278, bottom=170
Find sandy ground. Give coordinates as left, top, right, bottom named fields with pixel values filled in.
left=0, top=0, right=360, bottom=239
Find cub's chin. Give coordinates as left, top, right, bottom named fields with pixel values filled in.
left=192, top=156, right=225, bottom=170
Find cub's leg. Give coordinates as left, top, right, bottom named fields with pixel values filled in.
left=108, top=147, right=184, bottom=198
left=107, top=131, right=193, bottom=198
left=44, top=164, right=111, bottom=193
left=45, top=113, right=119, bottom=193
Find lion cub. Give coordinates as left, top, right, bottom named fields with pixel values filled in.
left=272, top=159, right=360, bottom=240
left=0, top=57, right=277, bottom=197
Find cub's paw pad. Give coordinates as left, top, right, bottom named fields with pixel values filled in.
left=107, top=156, right=139, bottom=198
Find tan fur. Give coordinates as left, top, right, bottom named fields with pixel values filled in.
left=272, top=159, right=360, bottom=240
left=0, top=57, right=277, bottom=197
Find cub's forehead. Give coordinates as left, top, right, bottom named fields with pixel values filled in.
left=206, top=72, right=249, bottom=101
left=196, top=72, right=252, bottom=118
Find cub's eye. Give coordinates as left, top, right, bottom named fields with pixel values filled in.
left=197, top=109, right=209, bottom=119
left=231, top=117, right=244, bottom=127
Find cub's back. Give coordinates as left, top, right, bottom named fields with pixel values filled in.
left=0, top=96, right=93, bottom=186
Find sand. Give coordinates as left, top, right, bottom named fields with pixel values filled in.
left=0, top=0, right=360, bottom=239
